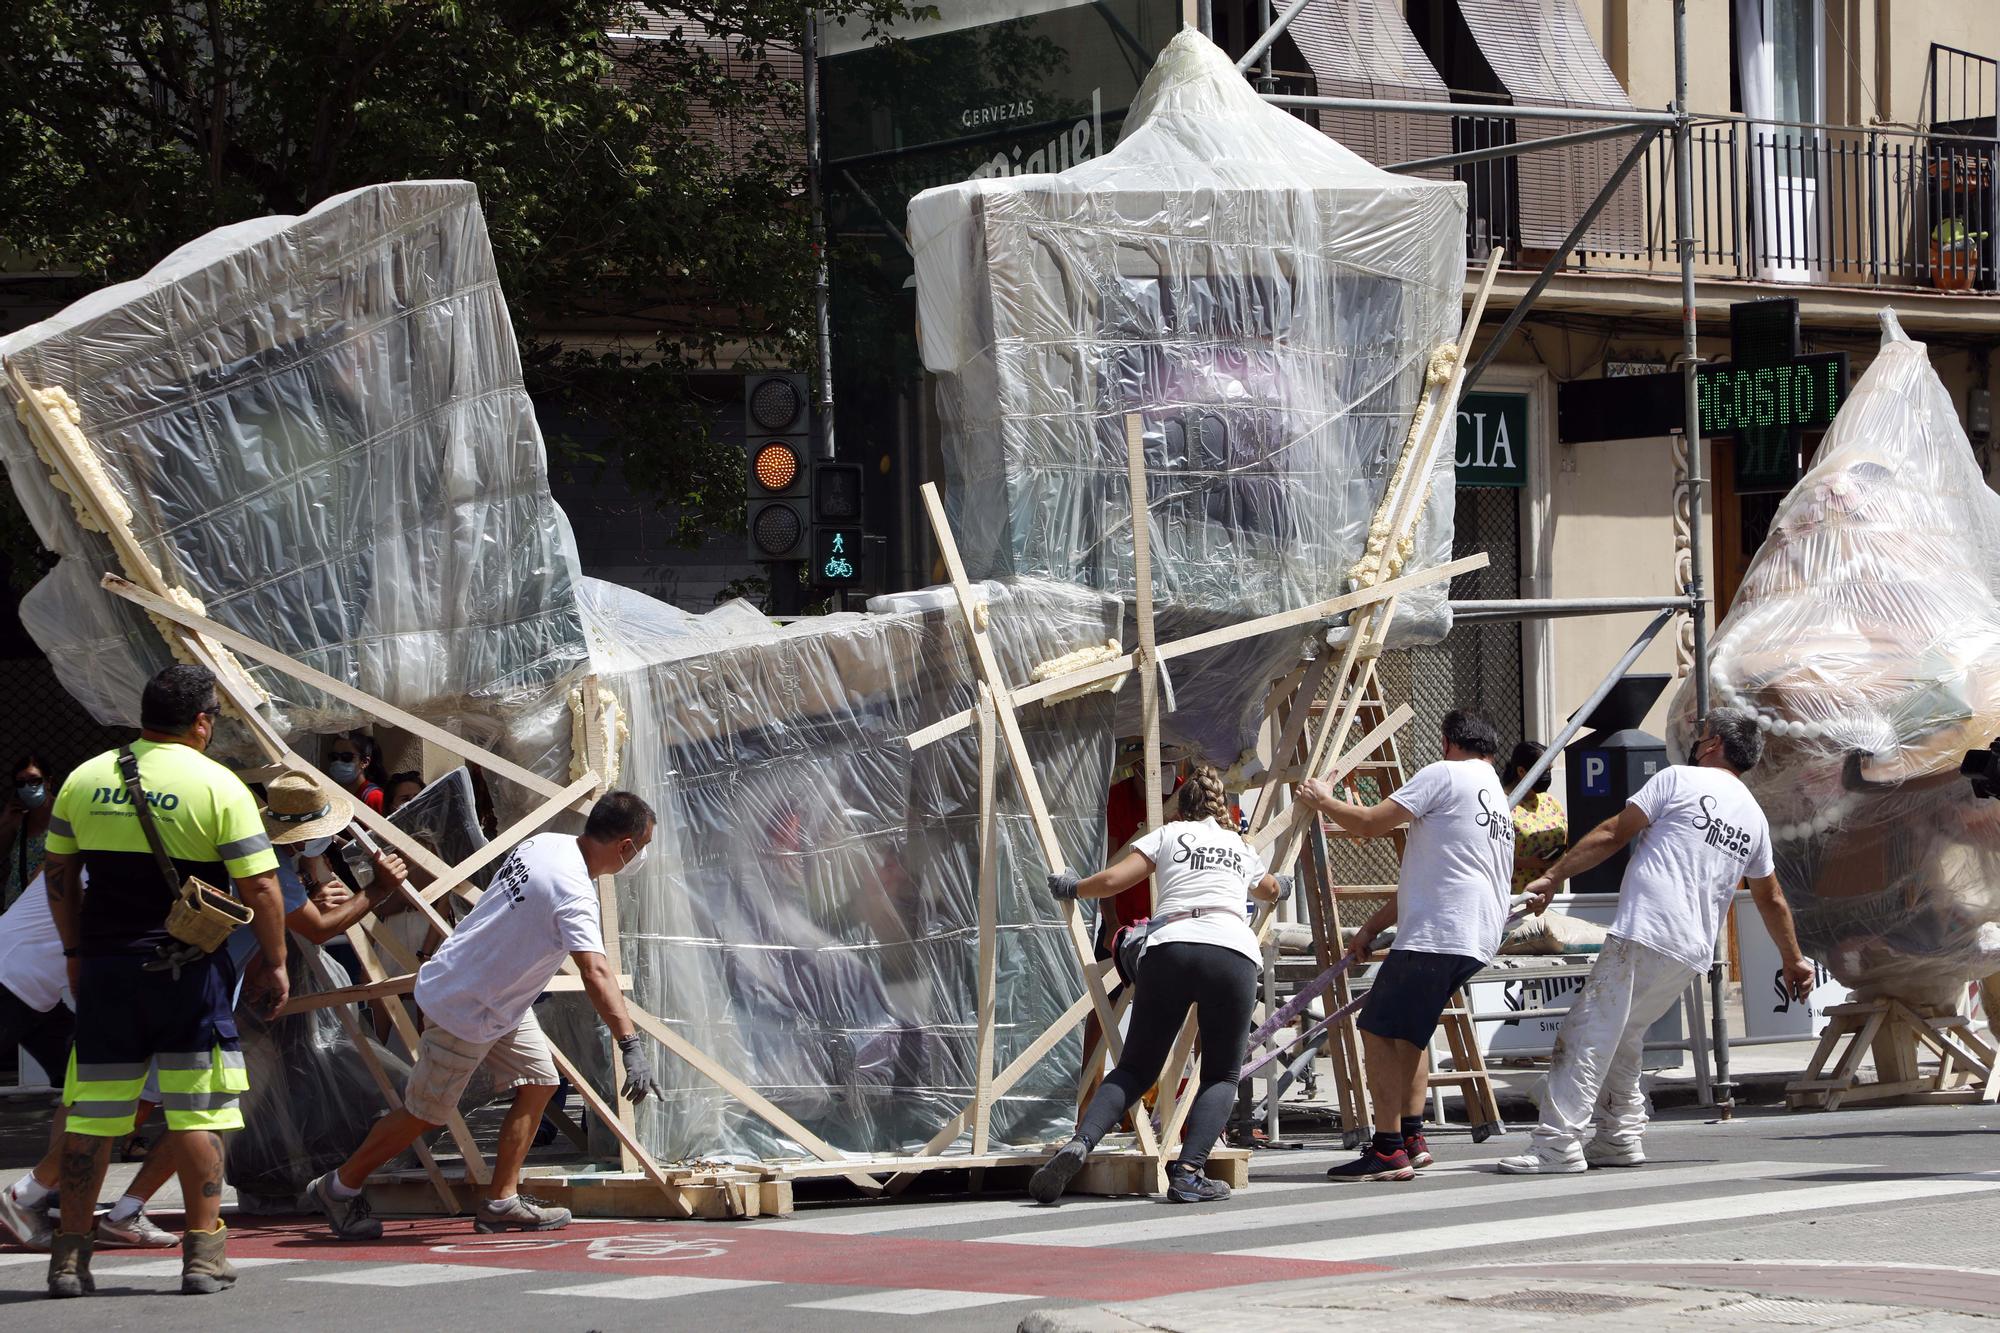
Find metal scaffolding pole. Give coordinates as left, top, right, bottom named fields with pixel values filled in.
left=1449, top=595, right=1695, bottom=623
left=1263, top=93, right=1677, bottom=126
left=1670, top=0, right=1729, bottom=1116
left=1461, top=128, right=1659, bottom=394
left=1236, top=0, right=1312, bottom=72
left=1388, top=121, right=1653, bottom=174
left=1506, top=608, right=1676, bottom=808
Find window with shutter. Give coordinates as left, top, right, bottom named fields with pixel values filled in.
left=1287, top=0, right=1454, bottom=174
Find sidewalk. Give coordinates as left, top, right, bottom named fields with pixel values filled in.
left=1022, top=1263, right=2000, bottom=1331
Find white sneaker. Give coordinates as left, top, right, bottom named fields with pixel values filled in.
left=1584, top=1138, right=1645, bottom=1168
left=0, top=1186, right=53, bottom=1250
left=98, top=1210, right=180, bottom=1247
left=1496, top=1145, right=1587, bottom=1175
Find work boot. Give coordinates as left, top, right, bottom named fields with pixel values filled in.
left=1164, top=1162, right=1230, bottom=1204
left=46, top=1230, right=93, bottom=1299
left=180, top=1224, right=237, bottom=1295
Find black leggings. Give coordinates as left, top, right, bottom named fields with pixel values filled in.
left=1077, top=941, right=1258, bottom=1168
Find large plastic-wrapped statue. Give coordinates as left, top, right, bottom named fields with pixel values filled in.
left=1672, top=313, right=2000, bottom=1006
left=908, top=30, right=1465, bottom=763
left=575, top=577, right=1120, bottom=1160
left=0, top=182, right=589, bottom=770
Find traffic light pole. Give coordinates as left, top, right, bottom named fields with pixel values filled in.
left=805, top=8, right=837, bottom=462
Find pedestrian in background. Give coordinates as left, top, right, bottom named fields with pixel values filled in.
left=1505, top=741, right=1568, bottom=894
left=2, top=753, right=58, bottom=908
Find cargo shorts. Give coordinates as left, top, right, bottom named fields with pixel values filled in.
left=403, top=1008, right=558, bottom=1125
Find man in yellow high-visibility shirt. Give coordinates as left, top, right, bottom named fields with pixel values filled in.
left=40, top=664, right=288, bottom=1300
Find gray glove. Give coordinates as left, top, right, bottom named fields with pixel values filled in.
left=1048, top=868, right=1081, bottom=901
left=1271, top=872, right=1295, bottom=903
left=617, top=1034, right=661, bottom=1103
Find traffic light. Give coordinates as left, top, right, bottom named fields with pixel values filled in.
left=810, top=461, right=865, bottom=588
left=745, top=372, right=810, bottom=562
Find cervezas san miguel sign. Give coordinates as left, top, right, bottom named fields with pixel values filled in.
left=968, top=90, right=1107, bottom=178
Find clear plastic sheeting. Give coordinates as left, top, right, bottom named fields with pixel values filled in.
left=908, top=29, right=1465, bottom=759
left=0, top=182, right=588, bottom=769
left=579, top=576, right=1119, bottom=1162
left=1669, top=312, right=2000, bottom=1006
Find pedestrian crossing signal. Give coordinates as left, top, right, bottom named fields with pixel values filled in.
left=815, top=527, right=863, bottom=586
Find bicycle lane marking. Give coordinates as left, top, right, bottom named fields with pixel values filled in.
left=219, top=1218, right=1389, bottom=1300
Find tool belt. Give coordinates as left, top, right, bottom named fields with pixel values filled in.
left=118, top=747, right=252, bottom=973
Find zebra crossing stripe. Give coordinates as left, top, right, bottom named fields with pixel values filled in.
left=529, top=1276, right=777, bottom=1300
left=973, top=1160, right=1842, bottom=1248
left=792, top=1288, right=1033, bottom=1314
left=293, top=1261, right=534, bottom=1286
left=1230, top=1170, right=2000, bottom=1264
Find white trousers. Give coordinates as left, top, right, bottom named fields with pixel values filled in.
left=1532, top=934, right=1697, bottom=1153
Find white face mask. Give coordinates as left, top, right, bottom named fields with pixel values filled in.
left=616, top=841, right=651, bottom=877
left=298, top=835, right=334, bottom=859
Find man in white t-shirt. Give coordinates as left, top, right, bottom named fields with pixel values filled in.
left=1500, top=707, right=1814, bottom=1175
left=1298, top=708, right=1514, bottom=1182
left=308, top=792, right=664, bottom=1238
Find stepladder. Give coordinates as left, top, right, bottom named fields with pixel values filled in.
left=1306, top=684, right=1507, bottom=1145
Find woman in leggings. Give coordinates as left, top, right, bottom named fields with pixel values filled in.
left=1035, top=766, right=1286, bottom=1205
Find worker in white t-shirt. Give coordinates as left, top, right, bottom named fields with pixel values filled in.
left=308, top=792, right=665, bottom=1239
left=1297, top=708, right=1514, bottom=1183
left=1500, top=707, right=1814, bottom=1175
left=1031, top=765, right=1288, bottom=1206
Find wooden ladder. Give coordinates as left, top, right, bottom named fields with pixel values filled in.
left=1315, top=687, right=1506, bottom=1145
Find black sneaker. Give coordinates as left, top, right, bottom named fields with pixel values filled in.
left=1325, top=1147, right=1415, bottom=1182
left=1028, top=1138, right=1090, bottom=1205
left=1165, top=1164, right=1230, bottom=1204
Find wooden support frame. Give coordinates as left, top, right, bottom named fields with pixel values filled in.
left=1787, top=997, right=1999, bottom=1111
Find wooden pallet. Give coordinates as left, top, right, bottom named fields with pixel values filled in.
left=1786, top=997, right=2000, bottom=1111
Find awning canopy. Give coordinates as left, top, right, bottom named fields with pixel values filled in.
left=1288, top=0, right=1453, bottom=173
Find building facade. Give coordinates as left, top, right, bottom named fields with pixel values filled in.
left=819, top=0, right=2000, bottom=770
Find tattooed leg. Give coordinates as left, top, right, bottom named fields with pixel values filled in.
left=171, top=1131, right=226, bottom=1233
left=57, top=1133, right=111, bottom=1236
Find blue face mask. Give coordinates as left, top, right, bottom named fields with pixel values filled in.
left=326, top=760, right=359, bottom=786
left=15, top=782, right=46, bottom=810
left=297, top=835, right=335, bottom=859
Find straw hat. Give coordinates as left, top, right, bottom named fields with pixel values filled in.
left=259, top=769, right=355, bottom=845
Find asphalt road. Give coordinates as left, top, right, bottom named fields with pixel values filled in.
left=2, top=1099, right=1996, bottom=1329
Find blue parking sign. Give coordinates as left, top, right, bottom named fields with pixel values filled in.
left=1579, top=751, right=1611, bottom=797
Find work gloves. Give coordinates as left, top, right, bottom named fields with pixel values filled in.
left=1048, top=868, right=1081, bottom=901
left=617, top=1034, right=661, bottom=1103
left=1271, top=872, right=1294, bottom=903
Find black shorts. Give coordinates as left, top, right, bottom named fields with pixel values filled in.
left=0, top=984, right=73, bottom=1083
left=66, top=953, right=246, bottom=1135
left=1358, top=949, right=1485, bottom=1048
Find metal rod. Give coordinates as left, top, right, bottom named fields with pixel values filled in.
left=1463, top=128, right=1661, bottom=394
left=803, top=8, right=836, bottom=461
left=1197, top=0, right=1213, bottom=39
left=1672, top=0, right=1727, bottom=1115
left=1236, top=0, right=1312, bottom=73
left=1389, top=121, right=1648, bottom=174
left=1448, top=595, right=1694, bottom=622
left=1262, top=93, right=1677, bottom=126
left=1506, top=608, right=1676, bottom=808
left=1257, top=0, right=1276, bottom=94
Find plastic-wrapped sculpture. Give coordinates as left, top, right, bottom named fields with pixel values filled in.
left=908, top=30, right=1465, bottom=764
left=0, top=182, right=589, bottom=769
left=573, top=577, right=1119, bottom=1160
left=1671, top=313, right=2000, bottom=1006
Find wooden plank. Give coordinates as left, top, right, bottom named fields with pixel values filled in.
left=918, top=482, right=1147, bottom=1158
left=280, top=969, right=628, bottom=1016
left=1247, top=655, right=1331, bottom=836
left=623, top=1005, right=884, bottom=1194
left=579, top=675, right=643, bottom=1174
left=1125, top=414, right=1164, bottom=837
left=900, top=553, right=1484, bottom=753
left=541, top=1038, right=691, bottom=1207
left=970, top=689, right=1001, bottom=1155
left=418, top=773, right=600, bottom=905
left=99, top=573, right=569, bottom=801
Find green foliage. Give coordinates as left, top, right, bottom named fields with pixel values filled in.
left=0, top=0, right=933, bottom=576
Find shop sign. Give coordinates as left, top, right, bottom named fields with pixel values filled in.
left=1456, top=392, right=1528, bottom=487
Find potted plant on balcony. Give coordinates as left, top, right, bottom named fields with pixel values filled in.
left=1930, top=217, right=1989, bottom=291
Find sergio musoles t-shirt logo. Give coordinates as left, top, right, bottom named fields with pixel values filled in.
left=1473, top=789, right=1517, bottom=846
left=1691, top=794, right=1754, bottom=860
left=1170, top=830, right=1252, bottom=877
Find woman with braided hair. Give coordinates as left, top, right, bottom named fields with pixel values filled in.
left=1036, top=764, right=1288, bottom=1205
